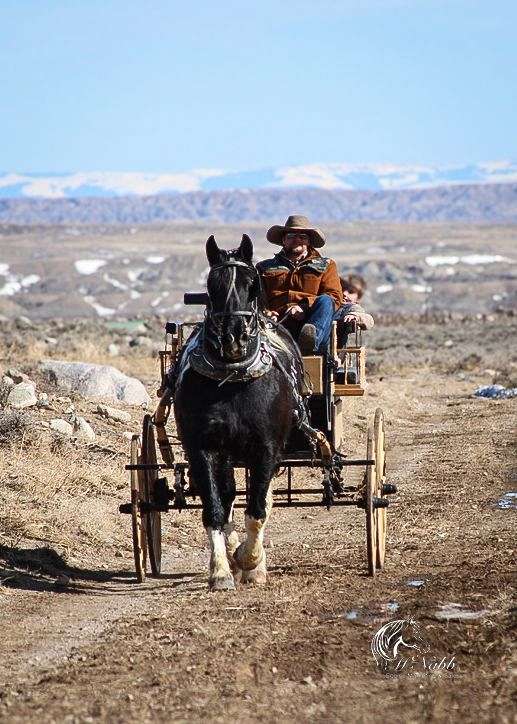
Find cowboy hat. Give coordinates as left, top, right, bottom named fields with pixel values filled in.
left=266, top=214, right=326, bottom=248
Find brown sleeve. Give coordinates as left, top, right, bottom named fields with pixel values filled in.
left=319, top=260, right=342, bottom=311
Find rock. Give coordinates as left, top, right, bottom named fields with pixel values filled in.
left=2, top=375, right=14, bottom=388
left=50, top=418, right=74, bottom=436
left=37, top=392, right=50, bottom=408
left=7, top=382, right=38, bottom=409
left=122, top=431, right=133, bottom=440
left=73, top=416, right=96, bottom=441
left=7, top=367, right=32, bottom=384
left=96, top=404, right=132, bottom=423
left=55, top=574, right=70, bottom=587
left=45, top=336, right=58, bottom=346
left=40, top=360, right=150, bottom=406
left=434, top=604, right=489, bottom=621
left=107, top=343, right=120, bottom=357
left=444, top=339, right=453, bottom=348
left=15, top=315, right=34, bottom=330
left=64, top=404, right=75, bottom=414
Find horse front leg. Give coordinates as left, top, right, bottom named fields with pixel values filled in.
left=217, top=459, right=240, bottom=575
left=234, top=449, right=276, bottom=585
left=188, top=450, right=235, bottom=591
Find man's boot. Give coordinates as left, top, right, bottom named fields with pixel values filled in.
left=298, top=323, right=317, bottom=354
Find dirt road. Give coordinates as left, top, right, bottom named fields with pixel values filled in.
left=1, top=368, right=514, bottom=723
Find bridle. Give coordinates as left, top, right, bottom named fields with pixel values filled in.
left=204, top=258, right=261, bottom=361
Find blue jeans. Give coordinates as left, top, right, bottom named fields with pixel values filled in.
left=308, top=294, right=335, bottom=352
left=283, top=294, right=335, bottom=353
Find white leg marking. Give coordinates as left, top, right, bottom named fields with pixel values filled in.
left=206, top=527, right=234, bottom=590
left=234, top=482, right=273, bottom=573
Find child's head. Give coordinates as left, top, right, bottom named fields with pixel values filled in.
left=340, top=274, right=367, bottom=303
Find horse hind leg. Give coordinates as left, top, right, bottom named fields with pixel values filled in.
left=224, top=508, right=242, bottom=584
left=218, top=459, right=241, bottom=584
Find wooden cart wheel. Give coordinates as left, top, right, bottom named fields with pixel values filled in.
left=130, top=434, right=147, bottom=583
left=141, top=414, right=162, bottom=577
left=374, top=408, right=387, bottom=570
left=365, top=426, right=378, bottom=576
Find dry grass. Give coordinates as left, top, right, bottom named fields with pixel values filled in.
left=0, top=424, right=128, bottom=561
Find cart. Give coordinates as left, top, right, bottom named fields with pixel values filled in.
left=119, top=296, right=397, bottom=582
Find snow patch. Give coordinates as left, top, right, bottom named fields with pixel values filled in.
left=21, top=274, right=40, bottom=288
left=127, top=269, right=144, bottom=283
left=411, top=284, right=432, bottom=293
left=425, top=255, right=460, bottom=267
left=461, top=254, right=511, bottom=265
left=103, top=273, right=128, bottom=291
left=376, top=284, right=393, bottom=294
left=0, top=279, right=21, bottom=296
left=75, top=259, right=107, bottom=275
left=146, top=255, right=165, bottom=264
left=83, top=295, right=115, bottom=317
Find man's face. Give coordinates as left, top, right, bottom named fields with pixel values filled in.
left=283, top=232, right=309, bottom=256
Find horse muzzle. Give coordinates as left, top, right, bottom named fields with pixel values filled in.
left=221, top=332, right=249, bottom=361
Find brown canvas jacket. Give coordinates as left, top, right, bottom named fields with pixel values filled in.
left=256, top=248, right=342, bottom=316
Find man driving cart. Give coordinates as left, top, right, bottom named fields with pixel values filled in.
left=257, top=215, right=342, bottom=354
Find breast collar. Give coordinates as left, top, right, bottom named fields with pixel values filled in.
left=177, top=325, right=274, bottom=387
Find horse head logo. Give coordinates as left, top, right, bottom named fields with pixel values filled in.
left=371, top=618, right=430, bottom=670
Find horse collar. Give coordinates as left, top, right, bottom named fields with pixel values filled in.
left=187, top=329, right=273, bottom=384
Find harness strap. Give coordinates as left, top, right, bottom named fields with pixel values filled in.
left=153, top=389, right=175, bottom=467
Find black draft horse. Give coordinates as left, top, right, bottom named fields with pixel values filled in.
left=174, top=234, right=304, bottom=590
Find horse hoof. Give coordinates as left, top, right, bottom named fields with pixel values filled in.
left=233, top=543, right=264, bottom=572
left=241, top=563, right=267, bottom=586
left=209, top=575, right=235, bottom=592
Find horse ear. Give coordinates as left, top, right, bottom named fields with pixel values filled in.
left=206, top=235, right=221, bottom=266
left=239, top=234, right=253, bottom=263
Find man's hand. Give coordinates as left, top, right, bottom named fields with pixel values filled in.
left=286, top=304, right=305, bottom=321
left=264, top=309, right=279, bottom=322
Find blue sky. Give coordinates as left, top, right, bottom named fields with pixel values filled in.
left=0, top=0, right=516, bottom=173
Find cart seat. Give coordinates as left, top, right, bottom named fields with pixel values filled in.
left=301, top=322, right=366, bottom=397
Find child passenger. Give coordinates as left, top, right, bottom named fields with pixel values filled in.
left=334, top=274, right=374, bottom=346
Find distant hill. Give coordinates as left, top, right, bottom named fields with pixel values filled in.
left=0, top=183, right=516, bottom=224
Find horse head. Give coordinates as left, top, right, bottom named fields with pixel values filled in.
left=205, top=234, right=261, bottom=362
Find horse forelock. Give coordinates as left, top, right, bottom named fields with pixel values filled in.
left=207, top=256, right=257, bottom=311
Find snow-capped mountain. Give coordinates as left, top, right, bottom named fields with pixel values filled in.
left=1, top=161, right=516, bottom=199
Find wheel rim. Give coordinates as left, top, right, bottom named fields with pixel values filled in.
left=142, top=415, right=162, bottom=576
left=130, top=435, right=147, bottom=582
left=374, top=408, right=386, bottom=570
left=365, top=427, right=377, bottom=576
